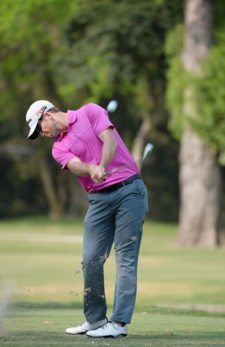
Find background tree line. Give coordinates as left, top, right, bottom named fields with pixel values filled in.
left=0, top=0, right=224, bottom=246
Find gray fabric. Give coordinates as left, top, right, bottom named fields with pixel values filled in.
left=82, top=178, right=148, bottom=324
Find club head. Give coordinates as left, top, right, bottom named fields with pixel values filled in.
left=106, top=100, right=118, bottom=113
left=142, top=143, right=154, bottom=161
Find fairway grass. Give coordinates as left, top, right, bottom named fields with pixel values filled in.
left=2, top=307, right=225, bottom=346
left=0, top=218, right=225, bottom=346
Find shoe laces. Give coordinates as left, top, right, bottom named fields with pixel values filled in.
left=101, top=322, right=111, bottom=330
left=101, top=322, right=120, bottom=330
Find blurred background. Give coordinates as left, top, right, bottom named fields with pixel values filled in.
left=0, top=0, right=224, bottom=247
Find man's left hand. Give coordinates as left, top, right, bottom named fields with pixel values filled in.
left=89, top=165, right=106, bottom=183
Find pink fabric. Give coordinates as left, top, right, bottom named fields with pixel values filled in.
left=52, top=103, right=139, bottom=192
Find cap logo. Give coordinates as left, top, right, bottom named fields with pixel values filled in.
left=36, top=105, right=47, bottom=117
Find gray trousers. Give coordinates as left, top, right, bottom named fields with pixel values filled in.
left=82, top=178, right=148, bottom=324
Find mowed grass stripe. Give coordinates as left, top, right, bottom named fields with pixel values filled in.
left=0, top=232, right=82, bottom=243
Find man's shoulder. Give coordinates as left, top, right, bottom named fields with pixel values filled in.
left=73, top=103, right=96, bottom=117
left=71, top=103, right=105, bottom=117
left=51, top=140, right=61, bottom=157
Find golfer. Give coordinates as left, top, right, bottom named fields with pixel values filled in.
left=25, top=100, right=148, bottom=338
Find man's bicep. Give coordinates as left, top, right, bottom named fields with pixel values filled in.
left=99, top=127, right=117, bottom=142
left=99, top=128, right=117, bottom=147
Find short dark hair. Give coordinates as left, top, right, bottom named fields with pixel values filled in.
left=48, top=107, right=60, bottom=113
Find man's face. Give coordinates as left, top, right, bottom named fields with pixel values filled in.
left=39, top=113, right=59, bottom=138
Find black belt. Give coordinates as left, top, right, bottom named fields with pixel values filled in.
left=93, top=173, right=141, bottom=193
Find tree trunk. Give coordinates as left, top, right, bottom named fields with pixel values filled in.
left=37, top=151, right=63, bottom=218
left=179, top=0, right=222, bottom=246
left=67, top=176, right=88, bottom=217
left=179, top=128, right=222, bottom=245
left=132, top=118, right=151, bottom=170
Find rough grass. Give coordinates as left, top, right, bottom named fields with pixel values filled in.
left=0, top=217, right=225, bottom=346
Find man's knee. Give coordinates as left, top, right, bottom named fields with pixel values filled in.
left=82, top=252, right=109, bottom=270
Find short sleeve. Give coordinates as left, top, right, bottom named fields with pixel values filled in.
left=52, top=145, right=75, bottom=170
left=86, top=103, right=114, bottom=136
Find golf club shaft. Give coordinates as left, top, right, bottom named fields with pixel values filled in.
left=105, top=155, right=150, bottom=175
left=105, top=161, right=139, bottom=176
left=104, top=143, right=154, bottom=176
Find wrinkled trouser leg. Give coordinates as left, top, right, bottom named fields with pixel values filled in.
left=111, top=179, right=148, bottom=323
left=82, top=194, right=114, bottom=324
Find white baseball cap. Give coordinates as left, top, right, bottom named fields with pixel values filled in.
left=26, top=100, right=54, bottom=139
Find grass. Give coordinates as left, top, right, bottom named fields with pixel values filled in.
left=0, top=217, right=225, bottom=346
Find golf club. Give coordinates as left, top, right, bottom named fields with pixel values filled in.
left=104, top=143, right=154, bottom=176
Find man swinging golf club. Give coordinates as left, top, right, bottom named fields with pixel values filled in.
left=25, top=100, right=149, bottom=338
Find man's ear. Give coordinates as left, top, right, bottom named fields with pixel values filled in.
left=44, top=111, right=53, bottom=119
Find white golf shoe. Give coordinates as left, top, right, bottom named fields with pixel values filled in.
left=86, top=322, right=128, bottom=338
left=65, top=318, right=107, bottom=335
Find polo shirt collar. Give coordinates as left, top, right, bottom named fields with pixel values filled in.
left=67, top=110, right=77, bottom=125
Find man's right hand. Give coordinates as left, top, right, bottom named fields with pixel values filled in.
left=89, top=165, right=106, bottom=183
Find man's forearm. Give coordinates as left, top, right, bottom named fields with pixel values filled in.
left=68, top=161, right=92, bottom=176
left=67, top=159, right=106, bottom=183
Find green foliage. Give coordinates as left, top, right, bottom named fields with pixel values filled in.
left=0, top=0, right=183, bottom=128
left=0, top=0, right=183, bottom=220
left=193, top=33, right=225, bottom=160
left=0, top=0, right=74, bottom=125
left=54, top=0, right=182, bottom=107
left=166, top=22, right=225, bottom=160
left=165, top=24, right=186, bottom=139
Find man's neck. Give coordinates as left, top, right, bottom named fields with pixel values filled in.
left=54, top=111, right=68, bottom=132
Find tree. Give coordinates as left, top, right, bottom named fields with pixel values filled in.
left=0, top=0, right=75, bottom=217
left=167, top=0, right=222, bottom=246
left=0, top=0, right=183, bottom=220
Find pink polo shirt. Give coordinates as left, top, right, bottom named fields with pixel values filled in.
left=52, top=103, right=139, bottom=192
